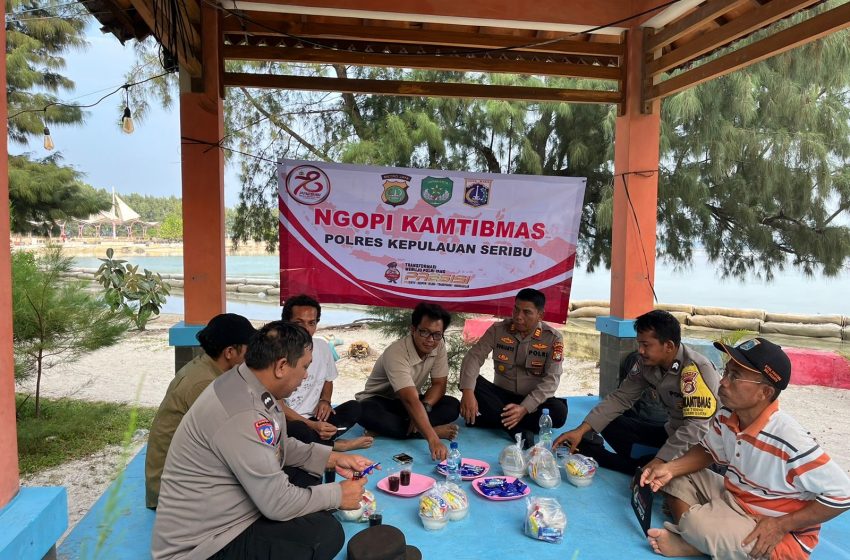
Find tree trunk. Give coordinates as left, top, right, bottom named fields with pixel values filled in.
left=35, top=350, right=43, bottom=418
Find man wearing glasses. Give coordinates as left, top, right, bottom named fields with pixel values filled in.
left=641, top=338, right=850, bottom=559
left=459, top=288, right=568, bottom=444
left=355, top=302, right=460, bottom=460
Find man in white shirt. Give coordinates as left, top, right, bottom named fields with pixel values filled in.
left=282, top=295, right=372, bottom=451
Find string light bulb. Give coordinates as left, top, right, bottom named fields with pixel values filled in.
left=43, top=127, right=55, bottom=150
left=122, top=107, right=135, bottom=134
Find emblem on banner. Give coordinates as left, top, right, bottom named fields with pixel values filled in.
left=464, top=179, right=491, bottom=207
left=384, top=261, right=400, bottom=283
left=421, top=177, right=453, bottom=207
left=381, top=173, right=411, bottom=207
left=285, top=165, right=331, bottom=205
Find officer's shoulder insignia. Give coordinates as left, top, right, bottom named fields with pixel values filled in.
left=670, top=360, right=681, bottom=373
left=254, top=419, right=275, bottom=445
left=500, top=336, right=514, bottom=344
left=680, top=363, right=716, bottom=419
left=533, top=327, right=542, bottom=338
left=509, top=322, right=517, bottom=333
left=552, top=342, right=564, bottom=362
left=629, top=361, right=642, bottom=377
left=260, top=392, right=275, bottom=410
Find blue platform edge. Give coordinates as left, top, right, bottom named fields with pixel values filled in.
left=167, top=321, right=203, bottom=347
left=595, top=315, right=637, bottom=338
left=0, top=486, right=67, bottom=560
left=58, top=397, right=850, bottom=560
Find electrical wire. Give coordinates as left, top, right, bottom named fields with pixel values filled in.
left=619, top=171, right=660, bottom=303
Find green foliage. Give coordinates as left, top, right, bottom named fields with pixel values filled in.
left=156, top=212, right=184, bottom=241
left=366, top=306, right=469, bottom=390
left=12, top=248, right=130, bottom=417
left=95, top=248, right=171, bottom=330
left=8, top=154, right=111, bottom=234
left=15, top=394, right=156, bottom=475
left=6, top=0, right=89, bottom=144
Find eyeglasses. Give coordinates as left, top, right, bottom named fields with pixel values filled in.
left=415, top=328, right=444, bottom=341
left=721, top=368, right=766, bottom=385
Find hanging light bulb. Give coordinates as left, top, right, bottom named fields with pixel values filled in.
left=43, top=127, right=55, bottom=150
left=122, top=107, right=135, bottom=134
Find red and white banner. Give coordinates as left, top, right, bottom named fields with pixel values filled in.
left=278, top=160, right=586, bottom=322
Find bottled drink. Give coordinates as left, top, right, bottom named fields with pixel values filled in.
left=446, top=441, right=462, bottom=485
left=539, top=408, right=553, bottom=447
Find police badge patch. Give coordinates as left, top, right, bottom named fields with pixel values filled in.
left=552, top=342, right=564, bottom=362
left=254, top=419, right=275, bottom=445
left=680, top=364, right=717, bottom=419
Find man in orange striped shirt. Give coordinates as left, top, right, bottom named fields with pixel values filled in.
left=640, top=337, right=850, bottom=559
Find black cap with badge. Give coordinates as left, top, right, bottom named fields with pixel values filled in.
left=713, top=337, right=792, bottom=390
left=196, top=313, right=257, bottom=348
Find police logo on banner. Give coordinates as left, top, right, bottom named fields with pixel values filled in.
left=286, top=165, right=331, bottom=205
left=421, top=177, right=453, bottom=207
left=464, top=179, right=491, bottom=207
left=384, top=261, right=400, bottom=283
left=381, top=174, right=411, bottom=207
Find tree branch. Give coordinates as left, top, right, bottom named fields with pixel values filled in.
left=332, top=65, right=369, bottom=140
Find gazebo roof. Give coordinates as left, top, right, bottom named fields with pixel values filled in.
left=85, top=1, right=850, bottom=109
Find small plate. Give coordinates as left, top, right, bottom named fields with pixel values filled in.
left=435, top=458, right=490, bottom=480
left=376, top=473, right=436, bottom=497
left=472, top=476, right=531, bottom=501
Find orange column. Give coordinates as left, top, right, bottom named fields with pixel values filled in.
left=610, top=28, right=660, bottom=319
left=0, top=0, right=22, bottom=506
left=180, top=3, right=226, bottom=324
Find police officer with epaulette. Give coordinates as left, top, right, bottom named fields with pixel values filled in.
left=152, top=321, right=376, bottom=560
left=459, top=288, right=567, bottom=442
left=553, top=310, right=719, bottom=475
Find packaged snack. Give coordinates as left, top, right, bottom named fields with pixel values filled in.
left=438, top=482, right=469, bottom=521
left=418, top=488, right=449, bottom=530
left=527, top=444, right=561, bottom=488
left=336, top=489, right=377, bottom=522
left=477, top=477, right=528, bottom=498
left=524, top=496, right=567, bottom=543
left=564, top=454, right=598, bottom=487
left=499, top=433, right=527, bottom=478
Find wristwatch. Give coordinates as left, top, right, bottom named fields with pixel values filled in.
left=422, top=402, right=433, bottom=413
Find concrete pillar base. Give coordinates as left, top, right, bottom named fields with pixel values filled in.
left=596, top=316, right=638, bottom=397
left=168, top=322, right=204, bottom=374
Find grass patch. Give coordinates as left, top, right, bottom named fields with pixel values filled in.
left=16, top=394, right=157, bottom=476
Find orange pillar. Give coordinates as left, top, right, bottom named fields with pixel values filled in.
left=180, top=3, right=226, bottom=325
left=0, top=0, right=22, bottom=507
left=596, top=27, right=661, bottom=395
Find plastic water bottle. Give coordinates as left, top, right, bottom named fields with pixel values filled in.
left=447, top=441, right=461, bottom=485
left=539, top=408, right=553, bottom=447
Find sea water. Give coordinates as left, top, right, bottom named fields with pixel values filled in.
left=73, top=254, right=850, bottom=317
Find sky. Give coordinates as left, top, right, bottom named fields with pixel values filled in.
left=10, top=22, right=244, bottom=207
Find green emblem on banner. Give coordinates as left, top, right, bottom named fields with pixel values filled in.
left=421, top=177, right=453, bottom=207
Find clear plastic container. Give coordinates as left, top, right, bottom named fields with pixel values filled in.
left=499, top=433, right=527, bottom=478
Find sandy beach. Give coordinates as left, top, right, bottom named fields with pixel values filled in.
left=17, top=312, right=850, bottom=540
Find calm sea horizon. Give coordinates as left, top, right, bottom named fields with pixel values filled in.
left=73, top=254, right=850, bottom=317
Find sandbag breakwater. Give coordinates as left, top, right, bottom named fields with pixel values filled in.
left=569, top=301, right=850, bottom=341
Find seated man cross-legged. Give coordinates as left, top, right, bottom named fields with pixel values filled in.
left=554, top=310, right=719, bottom=474
left=355, top=302, right=460, bottom=461
left=459, top=288, right=567, bottom=443
left=641, top=337, right=850, bottom=559
left=281, top=294, right=372, bottom=451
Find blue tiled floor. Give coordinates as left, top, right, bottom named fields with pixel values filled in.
left=59, top=397, right=850, bottom=559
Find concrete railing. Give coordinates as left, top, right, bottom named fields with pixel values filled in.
left=568, top=300, right=850, bottom=341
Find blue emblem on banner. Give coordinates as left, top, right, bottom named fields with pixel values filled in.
left=464, top=179, right=491, bottom=207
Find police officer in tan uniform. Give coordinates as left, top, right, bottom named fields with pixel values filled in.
left=459, top=288, right=567, bottom=442
left=152, top=322, right=376, bottom=560
left=554, top=310, right=719, bottom=475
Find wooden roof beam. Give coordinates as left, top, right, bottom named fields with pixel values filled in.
left=220, top=19, right=625, bottom=58
left=127, top=0, right=203, bottom=76
left=647, top=0, right=850, bottom=100
left=223, top=72, right=622, bottom=105
left=646, top=0, right=822, bottom=76
left=646, top=0, right=750, bottom=51
left=223, top=44, right=622, bottom=80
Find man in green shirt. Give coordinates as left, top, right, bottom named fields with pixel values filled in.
left=145, top=313, right=257, bottom=508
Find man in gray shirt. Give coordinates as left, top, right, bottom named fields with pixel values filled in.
left=152, top=321, right=376, bottom=560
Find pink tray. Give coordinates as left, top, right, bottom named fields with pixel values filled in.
left=435, top=458, right=490, bottom=480
left=472, top=476, right=531, bottom=501
left=376, top=473, right=436, bottom=497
